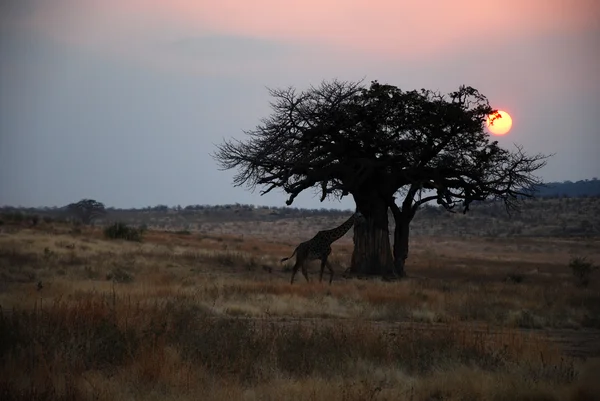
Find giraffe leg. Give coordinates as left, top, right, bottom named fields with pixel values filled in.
left=301, top=264, right=309, bottom=282
left=325, top=260, right=335, bottom=285
left=290, top=262, right=301, bottom=284
left=320, top=248, right=332, bottom=284
left=319, top=259, right=326, bottom=283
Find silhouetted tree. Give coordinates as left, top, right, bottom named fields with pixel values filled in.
left=213, top=79, right=549, bottom=277
left=65, top=199, right=107, bottom=225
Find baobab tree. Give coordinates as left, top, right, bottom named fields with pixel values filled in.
left=65, top=199, right=107, bottom=225
left=213, top=79, right=549, bottom=277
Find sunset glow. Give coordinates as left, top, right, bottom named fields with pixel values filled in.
left=1, top=0, right=598, bottom=208
left=486, top=110, right=513, bottom=136
left=13, top=0, right=598, bottom=61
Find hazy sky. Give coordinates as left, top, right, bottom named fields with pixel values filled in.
left=1, top=0, right=599, bottom=209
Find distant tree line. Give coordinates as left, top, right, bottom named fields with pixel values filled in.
left=112, top=203, right=353, bottom=216
left=1, top=196, right=598, bottom=238
left=1, top=179, right=597, bottom=224
left=532, top=178, right=600, bottom=198
left=0, top=203, right=353, bottom=219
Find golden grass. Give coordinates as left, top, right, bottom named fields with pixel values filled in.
left=1, top=221, right=599, bottom=400
left=0, top=292, right=585, bottom=401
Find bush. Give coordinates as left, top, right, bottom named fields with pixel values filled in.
left=11, top=212, right=24, bottom=222
left=569, top=256, right=598, bottom=287
left=106, top=267, right=134, bottom=283
left=505, top=273, right=524, bottom=283
left=103, top=222, right=145, bottom=242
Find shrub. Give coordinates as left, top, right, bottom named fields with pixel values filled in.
left=106, top=267, right=134, bottom=283
left=12, top=212, right=24, bottom=222
left=569, top=256, right=598, bottom=287
left=103, top=222, right=145, bottom=242
left=505, top=273, right=524, bottom=283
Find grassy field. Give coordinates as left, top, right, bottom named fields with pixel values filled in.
left=1, top=218, right=599, bottom=401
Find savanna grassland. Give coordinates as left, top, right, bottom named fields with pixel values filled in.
left=1, top=201, right=600, bottom=401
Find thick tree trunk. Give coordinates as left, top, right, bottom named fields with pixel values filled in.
left=348, top=194, right=395, bottom=277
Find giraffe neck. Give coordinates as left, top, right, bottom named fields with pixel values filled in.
left=324, top=214, right=356, bottom=243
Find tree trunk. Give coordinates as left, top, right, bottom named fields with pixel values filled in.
left=389, top=195, right=416, bottom=278
left=348, top=194, right=395, bottom=277
left=392, top=214, right=410, bottom=277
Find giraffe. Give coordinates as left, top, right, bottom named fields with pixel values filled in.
left=281, top=212, right=362, bottom=285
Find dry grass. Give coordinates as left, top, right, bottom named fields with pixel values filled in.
left=1, top=221, right=599, bottom=400
left=0, top=293, right=588, bottom=401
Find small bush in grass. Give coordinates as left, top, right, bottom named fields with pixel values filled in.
left=106, top=267, right=134, bottom=283
left=103, top=222, right=145, bottom=242
left=505, top=273, right=524, bottom=283
left=569, top=256, right=598, bottom=287
left=30, top=215, right=39, bottom=226
left=11, top=212, right=24, bottom=222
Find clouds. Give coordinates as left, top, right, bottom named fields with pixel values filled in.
left=158, top=0, right=600, bottom=59
left=5, top=0, right=597, bottom=78
left=6, top=0, right=598, bottom=60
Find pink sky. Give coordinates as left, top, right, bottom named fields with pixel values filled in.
left=20, top=0, right=599, bottom=59
left=1, top=0, right=598, bottom=207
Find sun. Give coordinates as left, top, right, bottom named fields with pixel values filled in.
left=486, top=110, right=513, bottom=136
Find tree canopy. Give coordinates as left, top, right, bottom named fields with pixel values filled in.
left=65, top=199, right=107, bottom=225
left=213, top=79, right=550, bottom=277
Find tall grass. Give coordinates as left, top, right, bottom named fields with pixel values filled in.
left=0, top=293, right=586, bottom=401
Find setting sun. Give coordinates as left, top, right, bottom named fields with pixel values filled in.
left=486, top=110, right=513, bottom=136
